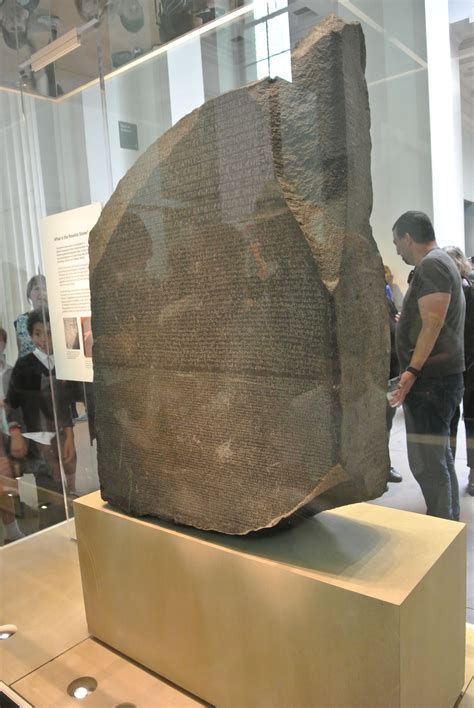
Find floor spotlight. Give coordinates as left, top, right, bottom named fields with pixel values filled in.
left=67, top=677, right=98, bottom=700
left=0, top=624, right=17, bottom=639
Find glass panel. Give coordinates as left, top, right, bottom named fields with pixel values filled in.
left=254, top=20, right=267, bottom=58
left=1, top=0, right=436, bottom=551
left=255, top=57, right=269, bottom=79
left=2, top=2, right=473, bottom=696
left=266, top=11, right=289, bottom=57
left=269, top=48, right=291, bottom=80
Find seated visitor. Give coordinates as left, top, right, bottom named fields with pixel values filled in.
left=6, top=309, right=77, bottom=525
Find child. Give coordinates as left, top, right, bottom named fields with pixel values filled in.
left=6, top=309, right=77, bottom=522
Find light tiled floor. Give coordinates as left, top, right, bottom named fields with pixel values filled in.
left=1, top=522, right=207, bottom=707
left=9, top=630, right=473, bottom=708
left=0, top=521, right=87, bottom=686
left=464, top=625, right=474, bottom=706
left=462, top=680, right=474, bottom=708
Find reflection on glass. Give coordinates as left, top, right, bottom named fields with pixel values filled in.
left=0, top=0, right=438, bottom=540
left=251, top=0, right=290, bottom=81
left=4, top=308, right=76, bottom=537
left=268, top=48, right=290, bottom=80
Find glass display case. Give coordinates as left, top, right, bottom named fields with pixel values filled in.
left=0, top=0, right=473, bottom=701
left=1, top=0, right=441, bottom=544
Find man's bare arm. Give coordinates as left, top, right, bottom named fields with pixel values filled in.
left=409, top=292, right=451, bottom=369
left=390, top=292, right=451, bottom=406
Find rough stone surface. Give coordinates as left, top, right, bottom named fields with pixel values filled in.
left=90, top=15, right=390, bottom=535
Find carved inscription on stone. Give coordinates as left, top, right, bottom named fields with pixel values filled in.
left=89, top=15, right=389, bottom=534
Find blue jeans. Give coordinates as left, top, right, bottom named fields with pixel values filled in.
left=403, top=373, right=464, bottom=521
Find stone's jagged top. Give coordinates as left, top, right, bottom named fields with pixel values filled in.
left=292, top=14, right=366, bottom=80
left=292, top=14, right=349, bottom=60
left=90, top=16, right=389, bottom=534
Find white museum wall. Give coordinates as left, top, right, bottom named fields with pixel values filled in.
left=368, top=69, right=433, bottom=291
left=462, top=116, right=473, bottom=256
left=0, top=92, right=45, bottom=365
left=425, top=0, right=465, bottom=250
left=207, top=25, right=242, bottom=96
left=36, top=97, right=92, bottom=217
left=466, top=204, right=474, bottom=258
left=444, top=2, right=474, bottom=254
left=0, top=86, right=105, bottom=364
left=82, top=86, right=114, bottom=207
left=462, top=121, right=474, bottom=204
left=167, top=38, right=206, bottom=126
left=338, top=0, right=432, bottom=293
left=103, top=56, right=172, bottom=190
left=449, top=0, right=474, bottom=24
left=0, top=50, right=174, bottom=366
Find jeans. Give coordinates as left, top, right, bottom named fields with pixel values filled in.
left=403, top=373, right=464, bottom=521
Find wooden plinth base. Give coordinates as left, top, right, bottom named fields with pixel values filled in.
left=75, top=492, right=466, bottom=707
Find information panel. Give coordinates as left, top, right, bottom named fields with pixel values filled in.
left=41, top=203, right=101, bottom=382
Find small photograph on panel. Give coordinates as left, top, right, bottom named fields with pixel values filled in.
left=63, top=317, right=80, bottom=350
left=81, top=316, right=93, bottom=358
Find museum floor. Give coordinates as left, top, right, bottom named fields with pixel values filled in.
left=1, top=407, right=474, bottom=706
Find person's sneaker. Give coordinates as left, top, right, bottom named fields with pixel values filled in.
left=388, top=467, right=403, bottom=483
left=468, top=470, right=474, bottom=497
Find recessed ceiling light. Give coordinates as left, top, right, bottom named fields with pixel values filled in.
left=0, top=624, right=17, bottom=639
left=39, top=503, right=50, bottom=510
left=67, top=677, right=98, bottom=700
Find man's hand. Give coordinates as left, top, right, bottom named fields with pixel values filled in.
left=10, top=431, right=28, bottom=459
left=390, top=370, right=417, bottom=407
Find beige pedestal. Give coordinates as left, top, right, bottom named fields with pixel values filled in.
left=75, top=492, right=466, bottom=708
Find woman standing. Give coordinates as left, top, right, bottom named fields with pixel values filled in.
left=14, top=274, right=48, bottom=357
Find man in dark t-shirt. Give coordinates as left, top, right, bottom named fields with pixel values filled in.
left=391, top=211, right=465, bottom=520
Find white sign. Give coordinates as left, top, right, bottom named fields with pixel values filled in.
left=41, top=203, right=101, bottom=382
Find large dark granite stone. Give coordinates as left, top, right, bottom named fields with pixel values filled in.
left=90, top=15, right=390, bottom=534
